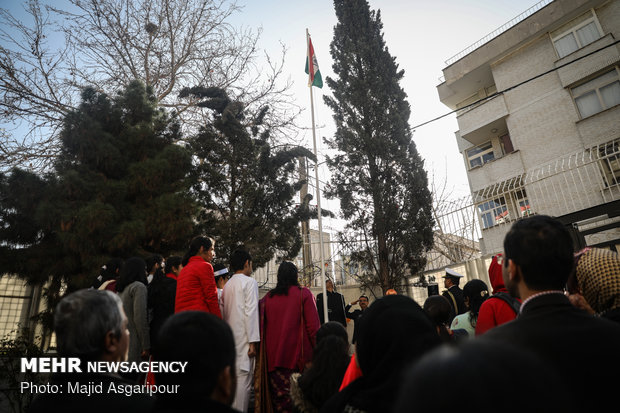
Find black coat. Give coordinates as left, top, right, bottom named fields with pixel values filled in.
left=345, top=305, right=365, bottom=344
left=317, top=290, right=347, bottom=326
left=483, top=293, right=620, bottom=412
left=442, top=285, right=466, bottom=322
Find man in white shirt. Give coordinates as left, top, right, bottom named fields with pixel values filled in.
left=222, top=248, right=260, bottom=412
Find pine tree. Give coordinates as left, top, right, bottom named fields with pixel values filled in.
left=181, top=86, right=315, bottom=268
left=324, top=0, right=434, bottom=294
left=0, top=81, right=196, bottom=292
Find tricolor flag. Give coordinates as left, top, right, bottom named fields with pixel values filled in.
left=305, top=36, right=323, bottom=88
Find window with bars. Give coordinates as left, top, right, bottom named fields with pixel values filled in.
left=551, top=12, right=602, bottom=58
left=478, top=197, right=508, bottom=229
left=571, top=68, right=620, bottom=118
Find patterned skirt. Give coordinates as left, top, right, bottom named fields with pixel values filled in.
left=268, top=367, right=295, bottom=413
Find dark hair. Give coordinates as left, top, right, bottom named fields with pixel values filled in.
left=298, top=334, right=350, bottom=410
left=423, top=295, right=452, bottom=342
left=165, top=256, right=182, bottom=275
left=155, top=311, right=235, bottom=407
left=116, top=257, right=147, bottom=292
left=462, top=279, right=489, bottom=326
left=99, top=257, right=123, bottom=282
left=359, top=295, right=369, bottom=301
left=504, top=215, right=574, bottom=290
left=212, top=262, right=229, bottom=281
left=182, top=236, right=213, bottom=267
left=394, top=340, right=572, bottom=412
left=269, top=261, right=300, bottom=296
left=146, top=254, right=163, bottom=274
left=230, top=249, right=252, bottom=273
left=54, top=289, right=123, bottom=362
left=316, top=321, right=348, bottom=345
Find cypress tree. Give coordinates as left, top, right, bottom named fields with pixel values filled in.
left=182, top=86, right=315, bottom=268
left=324, top=0, right=434, bottom=294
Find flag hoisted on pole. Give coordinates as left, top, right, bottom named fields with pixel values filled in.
left=305, top=34, right=323, bottom=88
left=306, top=29, right=329, bottom=323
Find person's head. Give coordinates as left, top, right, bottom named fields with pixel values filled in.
left=326, top=279, right=334, bottom=292
left=394, top=340, right=572, bottom=413
left=116, top=256, right=147, bottom=292
left=570, top=248, right=620, bottom=316
left=54, top=289, right=129, bottom=363
left=298, top=324, right=350, bottom=410
left=462, top=279, right=489, bottom=322
left=443, top=268, right=463, bottom=288
left=358, top=295, right=369, bottom=310
left=488, top=254, right=505, bottom=294
left=212, top=263, right=230, bottom=289
left=503, top=215, right=574, bottom=295
left=182, top=236, right=215, bottom=266
left=155, top=311, right=236, bottom=407
left=99, top=257, right=123, bottom=282
left=230, top=248, right=252, bottom=276
left=146, top=254, right=164, bottom=275
left=165, top=255, right=183, bottom=276
left=316, top=321, right=349, bottom=346
left=423, top=295, right=453, bottom=342
left=354, top=295, right=441, bottom=413
left=269, top=261, right=300, bottom=296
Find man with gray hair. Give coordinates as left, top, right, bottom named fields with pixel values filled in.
left=28, top=289, right=154, bottom=412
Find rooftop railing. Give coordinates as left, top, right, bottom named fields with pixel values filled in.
left=443, top=0, right=554, bottom=67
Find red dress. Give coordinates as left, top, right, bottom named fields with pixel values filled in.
left=174, top=256, right=221, bottom=318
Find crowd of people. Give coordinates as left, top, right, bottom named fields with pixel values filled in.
left=27, top=214, right=620, bottom=413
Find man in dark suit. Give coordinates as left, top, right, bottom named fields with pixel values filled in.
left=317, top=279, right=347, bottom=326
left=441, top=268, right=466, bottom=323
left=483, top=215, right=620, bottom=412
left=345, top=295, right=369, bottom=344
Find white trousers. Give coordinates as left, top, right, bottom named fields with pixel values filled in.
left=232, top=358, right=255, bottom=412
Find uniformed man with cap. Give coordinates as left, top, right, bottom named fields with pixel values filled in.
left=442, top=268, right=467, bottom=323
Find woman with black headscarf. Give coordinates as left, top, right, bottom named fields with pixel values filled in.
left=320, top=295, right=441, bottom=413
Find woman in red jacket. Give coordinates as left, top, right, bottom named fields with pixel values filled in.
left=174, top=236, right=222, bottom=318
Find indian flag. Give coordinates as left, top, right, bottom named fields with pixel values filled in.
left=305, top=37, right=323, bottom=88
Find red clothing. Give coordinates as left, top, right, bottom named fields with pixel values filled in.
left=261, top=286, right=320, bottom=373
left=476, top=255, right=520, bottom=335
left=339, top=354, right=363, bottom=391
left=174, top=256, right=221, bottom=318
left=165, top=272, right=177, bottom=281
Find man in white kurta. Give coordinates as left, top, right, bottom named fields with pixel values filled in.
left=222, top=249, right=260, bottom=412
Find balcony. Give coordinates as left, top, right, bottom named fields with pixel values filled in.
left=468, top=150, right=525, bottom=193
left=457, top=94, right=509, bottom=145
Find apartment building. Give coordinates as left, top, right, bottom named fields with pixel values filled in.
left=437, top=0, right=620, bottom=254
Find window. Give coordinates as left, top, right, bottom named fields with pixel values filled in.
left=467, top=142, right=494, bottom=169
left=514, top=189, right=532, bottom=217
left=477, top=197, right=507, bottom=229
left=551, top=12, right=602, bottom=58
left=572, top=69, right=620, bottom=118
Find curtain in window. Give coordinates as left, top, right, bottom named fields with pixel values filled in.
left=554, top=33, right=578, bottom=58
left=600, top=81, right=620, bottom=108
left=576, top=22, right=600, bottom=47
left=576, top=90, right=603, bottom=118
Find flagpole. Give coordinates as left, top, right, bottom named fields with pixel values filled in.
left=307, top=28, right=329, bottom=323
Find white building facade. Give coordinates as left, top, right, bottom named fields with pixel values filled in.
left=437, top=0, right=620, bottom=254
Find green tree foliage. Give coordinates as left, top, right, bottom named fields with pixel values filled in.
left=0, top=81, right=195, bottom=291
left=324, top=0, right=434, bottom=294
left=181, top=86, right=315, bottom=268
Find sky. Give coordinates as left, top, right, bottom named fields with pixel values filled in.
left=229, top=0, right=544, bottom=232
